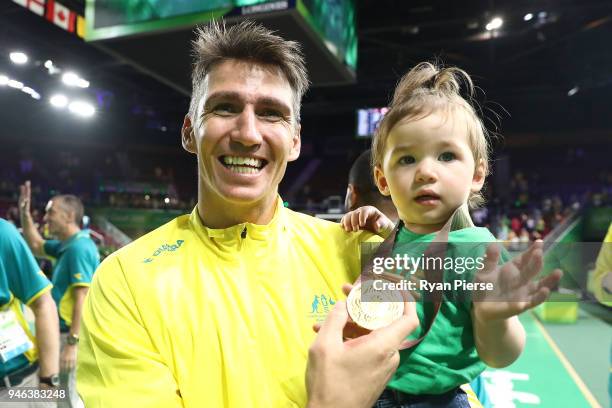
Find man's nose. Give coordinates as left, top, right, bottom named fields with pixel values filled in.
left=231, top=108, right=262, bottom=147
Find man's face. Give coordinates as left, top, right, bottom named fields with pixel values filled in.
left=43, top=199, right=70, bottom=236
left=183, top=59, right=300, bottom=206
left=375, top=111, right=484, bottom=233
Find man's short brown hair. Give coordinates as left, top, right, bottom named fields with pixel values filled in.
left=54, top=195, right=84, bottom=227
left=189, top=20, right=309, bottom=124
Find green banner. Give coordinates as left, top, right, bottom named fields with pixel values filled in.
left=91, top=207, right=185, bottom=238
left=297, top=0, right=356, bottom=70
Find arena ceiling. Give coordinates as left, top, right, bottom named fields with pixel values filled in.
left=1, top=0, right=611, bottom=147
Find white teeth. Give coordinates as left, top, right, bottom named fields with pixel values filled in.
left=227, top=165, right=259, bottom=174
left=222, top=156, right=262, bottom=168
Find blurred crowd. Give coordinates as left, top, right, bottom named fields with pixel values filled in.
left=1, top=142, right=610, bottom=250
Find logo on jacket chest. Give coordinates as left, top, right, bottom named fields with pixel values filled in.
left=143, top=240, right=185, bottom=263
left=307, top=293, right=337, bottom=322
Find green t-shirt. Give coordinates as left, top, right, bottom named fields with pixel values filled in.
left=44, top=230, right=99, bottom=330
left=388, top=226, right=510, bottom=395
left=0, top=218, right=52, bottom=376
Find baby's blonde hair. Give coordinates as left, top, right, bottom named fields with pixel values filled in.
left=371, top=62, right=491, bottom=208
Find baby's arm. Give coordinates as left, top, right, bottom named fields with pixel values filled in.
left=341, top=206, right=395, bottom=237
left=472, top=241, right=562, bottom=367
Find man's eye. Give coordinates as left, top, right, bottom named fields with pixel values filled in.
left=258, top=109, right=284, bottom=121
left=439, top=152, right=456, bottom=162
left=398, top=155, right=415, bottom=165
left=213, top=104, right=237, bottom=115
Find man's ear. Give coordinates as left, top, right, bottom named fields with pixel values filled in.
left=68, top=210, right=78, bottom=226
left=471, top=159, right=486, bottom=193
left=182, top=115, right=197, bottom=154
left=287, top=123, right=301, bottom=162
left=374, top=166, right=391, bottom=196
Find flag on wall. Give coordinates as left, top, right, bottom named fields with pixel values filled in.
left=12, top=0, right=46, bottom=16
left=13, top=0, right=84, bottom=38
left=46, top=0, right=75, bottom=32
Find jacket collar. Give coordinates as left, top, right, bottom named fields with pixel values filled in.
left=189, top=197, right=287, bottom=243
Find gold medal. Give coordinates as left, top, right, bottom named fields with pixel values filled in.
left=346, top=281, right=405, bottom=331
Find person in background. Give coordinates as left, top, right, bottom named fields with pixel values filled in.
left=0, top=218, right=60, bottom=406
left=590, top=222, right=611, bottom=407
left=592, top=222, right=612, bottom=307
left=345, top=149, right=398, bottom=223
left=18, top=181, right=99, bottom=408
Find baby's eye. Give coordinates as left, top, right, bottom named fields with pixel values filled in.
left=438, top=152, right=456, bottom=162
left=398, top=155, right=415, bottom=165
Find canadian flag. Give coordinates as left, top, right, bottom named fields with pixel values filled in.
left=12, top=0, right=46, bottom=16
left=46, top=0, right=75, bottom=32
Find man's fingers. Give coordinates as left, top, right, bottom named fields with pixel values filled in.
left=373, top=306, right=418, bottom=347
left=316, top=301, right=349, bottom=343
left=400, top=287, right=420, bottom=302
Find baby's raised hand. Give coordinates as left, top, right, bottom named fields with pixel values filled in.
left=341, top=206, right=395, bottom=237
left=473, top=240, right=563, bottom=322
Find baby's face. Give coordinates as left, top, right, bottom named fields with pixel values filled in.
left=375, top=110, right=485, bottom=234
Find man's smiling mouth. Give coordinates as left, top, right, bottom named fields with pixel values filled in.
left=218, top=155, right=268, bottom=174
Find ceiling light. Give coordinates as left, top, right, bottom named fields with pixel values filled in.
left=50, top=94, right=68, bottom=108
left=68, top=100, right=95, bottom=117
left=567, top=86, right=579, bottom=97
left=8, top=80, right=24, bottom=89
left=76, top=78, right=90, bottom=88
left=524, top=13, right=533, bottom=21
left=62, top=72, right=80, bottom=86
left=0, top=75, right=8, bottom=86
left=9, top=52, right=28, bottom=64
left=62, top=72, right=89, bottom=88
left=44, top=60, right=60, bottom=74
left=485, top=17, right=503, bottom=31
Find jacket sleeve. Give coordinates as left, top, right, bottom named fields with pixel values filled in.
left=76, top=255, right=182, bottom=407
